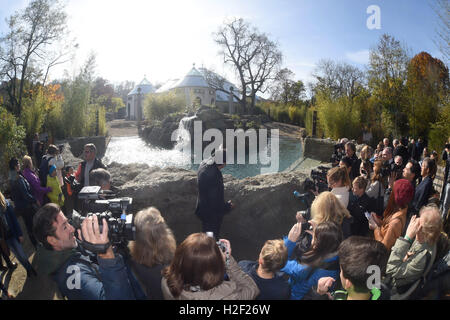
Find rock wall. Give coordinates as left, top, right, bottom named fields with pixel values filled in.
left=108, top=162, right=309, bottom=261
left=302, top=137, right=335, bottom=163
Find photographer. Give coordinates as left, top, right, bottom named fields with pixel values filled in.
left=89, top=168, right=111, bottom=191
left=281, top=221, right=342, bottom=300
left=33, top=203, right=145, bottom=300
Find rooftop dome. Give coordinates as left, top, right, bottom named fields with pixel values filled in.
left=128, top=77, right=155, bottom=95
left=173, top=66, right=210, bottom=89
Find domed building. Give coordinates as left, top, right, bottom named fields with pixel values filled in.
left=156, top=65, right=239, bottom=112
left=126, top=77, right=155, bottom=120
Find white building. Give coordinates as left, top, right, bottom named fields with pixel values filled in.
left=156, top=65, right=239, bottom=112
left=126, top=77, right=155, bottom=120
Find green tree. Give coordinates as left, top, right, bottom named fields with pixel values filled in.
left=368, top=34, right=410, bottom=137
left=0, top=0, right=68, bottom=117
left=143, top=91, right=185, bottom=121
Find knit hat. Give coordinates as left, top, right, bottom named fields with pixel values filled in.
left=48, top=165, right=57, bottom=176
left=394, top=179, right=414, bottom=208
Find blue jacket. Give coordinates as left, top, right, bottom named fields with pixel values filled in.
left=281, top=237, right=339, bottom=300
left=0, top=200, right=23, bottom=240
left=34, top=245, right=146, bottom=300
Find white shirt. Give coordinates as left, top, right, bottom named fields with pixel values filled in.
left=84, top=160, right=94, bottom=186
left=331, top=186, right=350, bottom=208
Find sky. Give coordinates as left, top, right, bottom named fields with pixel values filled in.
left=0, top=0, right=445, bottom=91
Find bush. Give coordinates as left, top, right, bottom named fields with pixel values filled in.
left=144, top=92, right=185, bottom=121
left=0, top=107, right=26, bottom=177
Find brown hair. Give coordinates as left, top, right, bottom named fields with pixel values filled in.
left=301, top=221, right=342, bottom=268
left=129, top=207, right=176, bottom=267
left=163, top=233, right=225, bottom=298
left=259, top=239, right=288, bottom=274
left=372, top=160, right=383, bottom=183
left=353, top=176, right=368, bottom=191
left=339, top=236, right=389, bottom=293
left=327, top=166, right=351, bottom=188
left=311, top=191, right=351, bottom=225
left=32, top=203, right=61, bottom=250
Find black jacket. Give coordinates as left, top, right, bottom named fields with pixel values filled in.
left=195, top=160, right=231, bottom=222
left=76, top=158, right=107, bottom=187
left=349, top=154, right=361, bottom=181
left=411, top=176, right=433, bottom=214
left=394, top=145, right=410, bottom=164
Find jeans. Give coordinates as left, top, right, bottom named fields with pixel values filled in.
left=441, top=183, right=450, bottom=220
left=6, top=237, right=33, bottom=273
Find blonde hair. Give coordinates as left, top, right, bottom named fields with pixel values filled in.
left=0, top=191, right=6, bottom=210
left=259, top=239, right=288, bottom=273
left=311, top=191, right=351, bottom=225
left=129, top=207, right=176, bottom=267
left=360, top=145, right=373, bottom=161
left=22, top=155, right=33, bottom=169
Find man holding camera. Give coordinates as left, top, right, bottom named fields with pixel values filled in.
left=33, top=203, right=143, bottom=299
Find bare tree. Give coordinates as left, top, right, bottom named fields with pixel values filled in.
left=312, top=59, right=365, bottom=101
left=200, top=67, right=243, bottom=104
left=0, top=0, right=68, bottom=116
left=214, top=18, right=282, bottom=114
left=429, top=0, right=450, bottom=62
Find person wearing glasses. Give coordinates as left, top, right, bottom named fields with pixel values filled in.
left=74, top=144, right=106, bottom=188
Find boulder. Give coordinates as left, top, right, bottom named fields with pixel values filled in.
left=108, top=162, right=309, bottom=261
left=302, top=137, right=335, bottom=163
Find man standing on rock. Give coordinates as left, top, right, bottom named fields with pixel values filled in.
left=75, top=144, right=106, bottom=188
left=195, top=146, right=234, bottom=239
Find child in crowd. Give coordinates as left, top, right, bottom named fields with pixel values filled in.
left=238, top=239, right=291, bottom=300
left=316, top=236, right=389, bottom=300
left=46, top=165, right=64, bottom=207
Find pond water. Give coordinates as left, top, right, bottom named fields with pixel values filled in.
left=103, top=135, right=303, bottom=179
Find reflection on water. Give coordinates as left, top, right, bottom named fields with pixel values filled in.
left=103, top=136, right=302, bottom=179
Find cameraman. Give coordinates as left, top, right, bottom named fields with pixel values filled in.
left=33, top=203, right=144, bottom=300
left=344, top=142, right=361, bottom=181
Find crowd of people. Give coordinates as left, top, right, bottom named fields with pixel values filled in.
left=0, top=135, right=448, bottom=301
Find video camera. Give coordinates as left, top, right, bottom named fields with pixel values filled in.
left=331, top=143, right=345, bottom=165
left=71, top=186, right=135, bottom=255
left=77, top=186, right=132, bottom=217
left=305, top=166, right=329, bottom=194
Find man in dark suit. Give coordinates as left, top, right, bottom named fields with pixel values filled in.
left=195, top=147, right=234, bottom=239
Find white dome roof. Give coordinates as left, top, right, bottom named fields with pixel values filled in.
left=173, top=67, right=210, bottom=89
left=128, top=77, right=155, bottom=95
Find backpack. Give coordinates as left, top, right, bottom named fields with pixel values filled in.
left=39, top=155, right=54, bottom=187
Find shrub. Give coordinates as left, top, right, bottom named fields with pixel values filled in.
left=144, top=92, right=185, bottom=121
left=0, top=107, right=26, bottom=177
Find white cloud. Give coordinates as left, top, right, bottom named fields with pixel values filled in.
left=345, top=49, right=370, bottom=65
